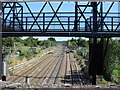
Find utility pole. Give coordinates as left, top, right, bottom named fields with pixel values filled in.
left=2, top=52, right=7, bottom=81
left=0, top=1, right=2, bottom=80
left=0, top=2, right=7, bottom=81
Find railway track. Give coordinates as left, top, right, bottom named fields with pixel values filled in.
left=32, top=51, right=62, bottom=84
left=7, top=45, right=84, bottom=87
left=47, top=52, right=64, bottom=85
left=7, top=48, right=58, bottom=82
left=69, top=53, right=83, bottom=85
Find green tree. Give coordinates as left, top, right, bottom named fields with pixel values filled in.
left=103, top=39, right=120, bottom=83
left=48, top=37, right=56, bottom=42
left=77, top=38, right=88, bottom=47
left=43, top=40, right=52, bottom=48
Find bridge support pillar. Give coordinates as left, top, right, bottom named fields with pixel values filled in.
left=89, top=2, right=98, bottom=85
left=89, top=38, right=97, bottom=85
left=89, top=38, right=106, bottom=85
left=91, top=38, right=97, bottom=85
left=0, top=1, right=2, bottom=80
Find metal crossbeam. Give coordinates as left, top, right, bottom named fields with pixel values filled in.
left=2, top=32, right=120, bottom=37
left=25, top=2, right=42, bottom=31
left=29, top=2, right=47, bottom=31
left=48, top=2, right=65, bottom=31
left=45, top=2, right=63, bottom=31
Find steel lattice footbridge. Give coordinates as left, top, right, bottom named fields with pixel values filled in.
left=1, top=0, right=120, bottom=37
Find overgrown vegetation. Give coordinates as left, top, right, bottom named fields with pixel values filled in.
left=67, top=38, right=120, bottom=84
left=3, top=37, right=58, bottom=67
left=67, top=37, right=88, bottom=59
left=103, top=39, right=120, bottom=84
left=67, top=38, right=88, bottom=49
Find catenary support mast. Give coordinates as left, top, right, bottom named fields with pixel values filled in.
left=0, top=1, right=2, bottom=80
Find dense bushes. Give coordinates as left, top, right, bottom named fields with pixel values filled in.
left=103, top=39, right=120, bottom=83
left=3, top=37, right=57, bottom=58
left=67, top=38, right=120, bottom=84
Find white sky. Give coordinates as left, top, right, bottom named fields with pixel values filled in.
left=21, top=36, right=80, bottom=41
left=21, top=36, right=119, bottom=41
left=21, top=36, right=89, bottom=41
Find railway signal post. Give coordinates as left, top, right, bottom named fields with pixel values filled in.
left=0, top=1, right=2, bottom=80
left=2, top=50, right=8, bottom=81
